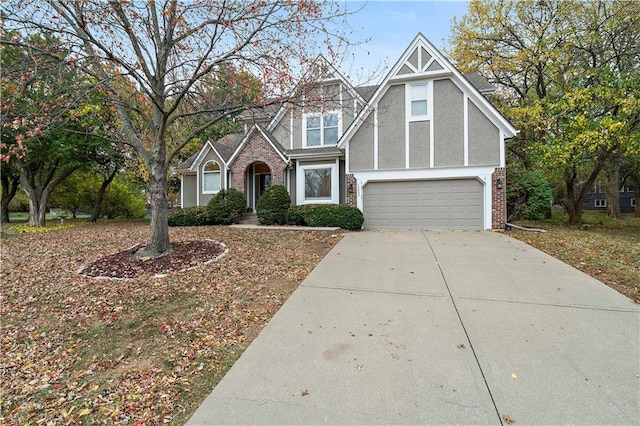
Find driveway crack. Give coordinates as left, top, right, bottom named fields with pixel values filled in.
left=422, top=231, right=504, bottom=426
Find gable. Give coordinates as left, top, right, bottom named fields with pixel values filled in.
left=266, top=56, right=368, bottom=151
left=341, top=33, right=516, bottom=151
left=396, top=44, right=444, bottom=77
left=342, top=33, right=517, bottom=174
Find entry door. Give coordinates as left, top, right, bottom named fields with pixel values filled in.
left=254, top=173, right=272, bottom=206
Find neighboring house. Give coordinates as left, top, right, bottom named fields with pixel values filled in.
left=584, top=182, right=636, bottom=212
left=177, top=33, right=517, bottom=230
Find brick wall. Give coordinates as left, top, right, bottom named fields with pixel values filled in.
left=491, top=167, right=506, bottom=229
left=229, top=131, right=287, bottom=193
left=345, top=174, right=357, bottom=207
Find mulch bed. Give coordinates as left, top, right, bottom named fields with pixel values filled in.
left=79, top=240, right=226, bottom=279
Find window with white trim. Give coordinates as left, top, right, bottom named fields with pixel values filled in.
left=631, top=198, right=636, bottom=207
left=202, top=161, right=221, bottom=193
left=303, top=112, right=340, bottom=147
left=305, top=168, right=332, bottom=200
left=297, top=162, right=338, bottom=204
left=594, top=199, right=606, bottom=208
left=410, top=83, right=428, bottom=117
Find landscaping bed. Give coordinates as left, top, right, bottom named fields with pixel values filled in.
left=0, top=221, right=342, bottom=424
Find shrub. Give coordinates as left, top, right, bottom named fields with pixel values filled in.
left=167, top=206, right=209, bottom=226
left=101, top=179, right=146, bottom=219
left=207, top=188, right=247, bottom=225
left=287, top=204, right=364, bottom=230
left=256, top=185, right=291, bottom=225
left=507, top=170, right=552, bottom=221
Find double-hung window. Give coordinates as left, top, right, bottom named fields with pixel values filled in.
left=202, top=161, right=221, bottom=193
left=304, top=112, right=340, bottom=147
left=408, top=82, right=431, bottom=120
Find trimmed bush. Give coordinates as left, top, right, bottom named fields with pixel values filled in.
left=167, top=206, right=209, bottom=226
left=256, top=185, right=291, bottom=225
left=287, top=204, right=364, bottom=230
left=207, top=188, right=247, bottom=225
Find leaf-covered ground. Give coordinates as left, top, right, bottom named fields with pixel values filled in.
left=508, top=217, right=640, bottom=303
left=1, top=221, right=342, bottom=424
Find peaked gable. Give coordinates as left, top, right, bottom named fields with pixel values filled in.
left=340, top=33, right=517, bottom=147
left=188, top=140, right=229, bottom=172
left=227, top=124, right=288, bottom=165
left=266, top=55, right=367, bottom=134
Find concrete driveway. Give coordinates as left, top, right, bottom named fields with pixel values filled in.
left=188, top=231, right=639, bottom=425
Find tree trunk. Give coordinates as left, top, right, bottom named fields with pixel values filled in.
left=19, top=163, right=79, bottom=227
left=604, top=157, right=622, bottom=219
left=565, top=165, right=603, bottom=226
left=90, top=167, right=118, bottom=222
left=138, top=161, right=171, bottom=257
left=566, top=178, right=582, bottom=226
left=1, top=173, right=20, bottom=224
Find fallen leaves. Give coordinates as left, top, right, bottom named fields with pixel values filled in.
left=1, top=221, right=342, bottom=424
left=509, top=219, right=640, bottom=303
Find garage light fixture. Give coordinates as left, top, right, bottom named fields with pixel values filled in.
left=495, top=178, right=503, bottom=189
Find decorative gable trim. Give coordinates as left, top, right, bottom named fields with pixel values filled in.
left=189, top=140, right=227, bottom=172
left=339, top=33, right=517, bottom=149
left=227, top=124, right=288, bottom=166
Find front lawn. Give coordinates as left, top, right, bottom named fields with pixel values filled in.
left=509, top=213, right=640, bottom=303
left=0, top=221, right=342, bottom=424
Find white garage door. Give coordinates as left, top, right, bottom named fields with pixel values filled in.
left=363, top=179, right=484, bottom=230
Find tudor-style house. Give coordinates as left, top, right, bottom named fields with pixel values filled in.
left=177, top=33, right=517, bottom=230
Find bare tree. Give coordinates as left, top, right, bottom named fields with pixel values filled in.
left=3, top=0, right=362, bottom=256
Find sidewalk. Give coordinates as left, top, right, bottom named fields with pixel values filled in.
left=187, top=231, right=640, bottom=425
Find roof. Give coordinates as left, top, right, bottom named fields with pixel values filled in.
left=175, top=152, right=198, bottom=171
left=286, top=146, right=344, bottom=159
left=463, top=72, right=496, bottom=95
left=212, top=133, right=244, bottom=161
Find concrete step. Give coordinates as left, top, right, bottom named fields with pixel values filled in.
left=238, top=212, right=259, bottom=225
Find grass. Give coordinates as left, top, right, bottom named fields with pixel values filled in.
left=0, top=221, right=343, bottom=424
left=509, top=212, right=640, bottom=303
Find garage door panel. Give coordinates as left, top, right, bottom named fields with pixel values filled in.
left=363, top=179, right=484, bottom=230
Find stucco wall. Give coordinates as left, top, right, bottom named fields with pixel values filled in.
left=378, top=85, right=405, bottom=169
left=468, top=100, right=500, bottom=166
left=409, top=120, right=430, bottom=168
left=434, top=79, right=464, bottom=167
left=272, top=116, right=291, bottom=150
left=182, top=174, right=197, bottom=207
left=349, top=110, right=375, bottom=171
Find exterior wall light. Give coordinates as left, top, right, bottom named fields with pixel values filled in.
left=496, top=178, right=503, bottom=189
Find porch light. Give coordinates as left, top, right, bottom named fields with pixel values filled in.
left=348, top=182, right=354, bottom=194
left=496, top=178, right=503, bottom=189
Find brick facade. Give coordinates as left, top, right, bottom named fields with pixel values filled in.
left=228, top=131, right=287, bottom=193
left=345, top=174, right=357, bottom=207
left=491, top=167, right=506, bottom=229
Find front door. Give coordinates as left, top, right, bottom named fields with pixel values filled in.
left=250, top=162, right=271, bottom=209
left=255, top=173, right=272, bottom=206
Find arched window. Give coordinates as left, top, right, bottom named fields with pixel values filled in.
left=203, top=161, right=221, bottom=193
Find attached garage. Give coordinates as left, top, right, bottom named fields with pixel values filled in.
left=363, top=179, right=484, bottom=230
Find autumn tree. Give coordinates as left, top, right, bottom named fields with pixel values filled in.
left=1, top=28, right=113, bottom=226
left=3, top=1, right=361, bottom=256
left=449, top=0, right=640, bottom=225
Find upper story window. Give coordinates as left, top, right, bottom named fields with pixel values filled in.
left=304, top=112, right=340, bottom=147
left=202, top=161, right=221, bottom=193
left=407, top=82, right=431, bottom=120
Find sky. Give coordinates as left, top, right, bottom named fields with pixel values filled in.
left=339, top=0, right=470, bottom=84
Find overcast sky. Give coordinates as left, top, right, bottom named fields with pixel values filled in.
left=340, top=0, right=470, bottom=84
